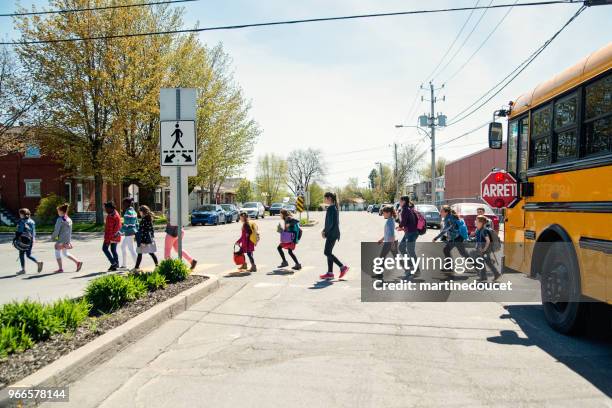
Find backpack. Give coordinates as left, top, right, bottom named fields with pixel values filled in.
left=294, top=221, right=302, bottom=243
left=248, top=221, right=260, bottom=245
left=415, top=210, right=427, bottom=235
left=485, top=228, right=501, bottom=252
left=455, top=218, right=468, bottom=240
left=13, top=221, right=33, bottom=251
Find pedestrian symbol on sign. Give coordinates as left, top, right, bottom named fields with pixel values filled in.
left=171, top=123, right=184, bottom=148
left=160, top=120, right=196, bottom=167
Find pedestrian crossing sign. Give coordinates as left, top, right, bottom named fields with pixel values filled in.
left=160, top=120, right=197, bottom=167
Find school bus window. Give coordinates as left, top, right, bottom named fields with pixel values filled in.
left=553, top=93, right=578, bottom=161
left=530, top=105, right=552, bottom=166
left=507, top=120, right=518, bottom=174
left=584, top=74, right=611, bottom=155
left=518, top=116, right=529, bottom=180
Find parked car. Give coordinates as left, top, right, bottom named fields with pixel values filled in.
left=269, top=202, right=284, bottom=215
left=240, top=202, right=265, bottom=219
left=379, top=203, right=393, bottom=216
left=191, top=204, right=226, bottom=226
left=370, top=204, right=381, bottom=214
left=220, top=203, right=239, bottom=223
left=366, top=204, right=373, bottom=213
left=415, top=204, right=442, bottom=228
left=283, top=203, right=297, bottom=213
left=450, top=203, right=500, bottom=235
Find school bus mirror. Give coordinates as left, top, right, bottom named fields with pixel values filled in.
left=488, top=122, right=503, bottom=149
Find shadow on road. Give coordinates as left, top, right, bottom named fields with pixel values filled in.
left=224, top=271, right=251, bottom=278
left=23, top=271, right=63, bottom=280
left=268, top=269, right=294, bottom=276
left=309, top=280, right=333, bottom=289
left=488, top=304, right=612, bottom=397
left=72, top=271, right=108, bottom=279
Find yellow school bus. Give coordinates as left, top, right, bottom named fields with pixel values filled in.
left=489, top=43, right=611, bottom=334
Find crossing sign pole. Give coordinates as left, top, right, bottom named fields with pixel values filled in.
left=160, top=88, right=197, bottom=262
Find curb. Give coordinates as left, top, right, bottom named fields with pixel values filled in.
left=0, top=274, right=220, bottom=406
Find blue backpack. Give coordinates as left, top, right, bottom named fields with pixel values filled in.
left=455, top=218, right=469, bottom=240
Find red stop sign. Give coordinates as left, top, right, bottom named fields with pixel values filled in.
left=480, top=170, right=518, bottom=208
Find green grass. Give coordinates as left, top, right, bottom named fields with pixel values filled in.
left=0, top=217, right=168, bottom=233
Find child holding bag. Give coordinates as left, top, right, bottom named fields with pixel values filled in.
left=277, top=209, right=301, bottom=270
left=133, top=205, right=158, bottom=271
left=51, top=203, right=83, bottom=273
left=236, top=212, right=258, bottom=272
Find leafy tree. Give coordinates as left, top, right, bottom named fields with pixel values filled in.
left=179, top=42, right=260, bottom=202
left=255, top=154, right=287, bottom=206
left=394, top=144, right=425, bottom=199
left=419, top=157, right=448, bottom=180
left=0, top=46, right=38, bottom=155
left=286, top=148, right=326, bottom=195
left=15, top=1, right=181, bottom=222
left=307, top=182, right=325, bottom=210
left=235, top=178, right=253, bottom=204
left=368, top=168, right=378, bottom=190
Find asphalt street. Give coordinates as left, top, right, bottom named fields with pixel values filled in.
left=3, top=211, right=605, bottom=407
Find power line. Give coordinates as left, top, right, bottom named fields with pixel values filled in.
left=426, top=0, right=480, bottom=81
left=436, top=121, right=490, bottom=147
left=434, top=0, right=494, bottom=81
left=1, top=1, right=578, bottom=45
left=325, top=146, right=388, bottom=157
left=446, top=4, right=586, bottom=127
left=0, top=0, right=197, bottom=18
left=443, top=0, right=519, bottom=84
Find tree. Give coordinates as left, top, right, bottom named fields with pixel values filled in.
left=15, top=1, right=181, bottom=223
left=0, top=46, right=38, bottom=155
left=394, top=144, right=425, bottom=199
left=419, top=157, right=448, bottom=180
left=235, top=178, right=253, bottom=204
left=368, top=168, right=378, bottom=190
left=182, top=42, right=260, bottom=202
left=307, top=182, right=325, bottom=210
left=255, top=154, right=287, bottom=206
left=286, top=148, right=326, bottom=195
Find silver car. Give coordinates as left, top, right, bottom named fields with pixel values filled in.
left=240, top=202, right=265, bottom=219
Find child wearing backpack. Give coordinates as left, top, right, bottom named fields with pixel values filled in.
left=433, top=205, right=470, bottom=269
left=277, top=209, right=302, bottom=270
left=472, top=215, right=501, bottom=281
left=14, top=208, right=43, bottom=275
left=376, top=206, right=398, bottom=278
left=237, top=211, right=258, bottom=272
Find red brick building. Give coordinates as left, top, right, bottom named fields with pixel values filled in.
left=0, top=130, right=121, bottom=224
left=444, top=143, right=507, bottom=204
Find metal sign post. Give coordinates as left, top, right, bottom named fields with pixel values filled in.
left=160, top=88, right=197, bottom=262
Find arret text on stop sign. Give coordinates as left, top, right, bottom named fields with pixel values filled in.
left=480, top=171, right=518, bottom=208
left=481, top=182, right=517, bottom=198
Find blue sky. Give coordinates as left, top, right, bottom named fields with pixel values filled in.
left=2, top=1, right=611, bottom=187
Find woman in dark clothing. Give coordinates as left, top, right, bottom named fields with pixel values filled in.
left=133, top=205, right=158, bottom=271
left=320, top=192, right=349, bottom=280
left=397, top=196, right=419, bottom=273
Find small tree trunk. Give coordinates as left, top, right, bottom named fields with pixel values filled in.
left=94, top=173, right=104, bottom=224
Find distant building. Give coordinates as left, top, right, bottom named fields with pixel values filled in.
left=0, top=127, right=121, bottom=225
left=444, top=144, right=507, bottom=205
left=188, top=177, right=241, bottom=211
left=411, top=181, right=431, bottom=203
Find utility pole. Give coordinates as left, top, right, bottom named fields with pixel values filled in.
left=419, top=82, right=446, bottom=205
left=429, top=82, right=436, bottom=206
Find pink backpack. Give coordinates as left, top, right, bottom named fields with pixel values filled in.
left=415, top=210, right=427, bottom=235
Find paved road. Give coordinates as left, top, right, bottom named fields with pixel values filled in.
left=18, top=211, right=609, bottom=407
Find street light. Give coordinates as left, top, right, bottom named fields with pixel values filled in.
left=395, top=124, right=430, bottom=139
